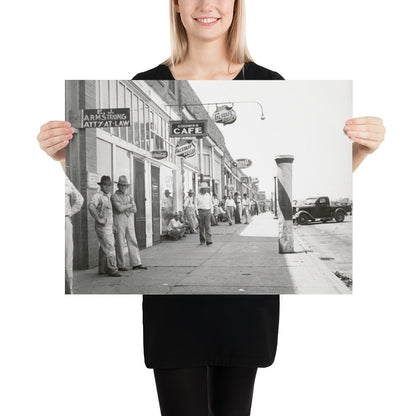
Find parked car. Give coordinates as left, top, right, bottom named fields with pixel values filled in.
left=293, top=196, right=351, bottom=225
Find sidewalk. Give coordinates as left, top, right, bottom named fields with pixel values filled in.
left=73, top=212, right=350, bottom=294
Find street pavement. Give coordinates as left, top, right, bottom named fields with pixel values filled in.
left=73, top=212, right=351, bottom=295
left=293, top=216, right=352, bottom=281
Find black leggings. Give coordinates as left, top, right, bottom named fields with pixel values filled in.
left=153, top=366, right=258, bottom=416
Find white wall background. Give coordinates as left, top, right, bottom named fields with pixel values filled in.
left=1, top=1, right=415, bottom=415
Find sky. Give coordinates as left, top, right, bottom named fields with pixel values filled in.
left=188, top=80, right=352, bottom=201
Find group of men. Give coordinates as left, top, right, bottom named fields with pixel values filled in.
left=65, top=174, right=260, bottom=293
left=65, top=174, right=148, bottom=294
left=88, top=175, right=148, bottom=279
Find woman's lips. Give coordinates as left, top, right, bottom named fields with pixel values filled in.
left=193, top=17, right=220, bottom=26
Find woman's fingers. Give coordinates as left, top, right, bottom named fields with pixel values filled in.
left=38, top=128, right=73, bottom=144
left=346, top=116, right=383, bottom=125
left=44, top=139, right=69, bottom=158
left=37, top=121, right=73, bottom=158
left=344, top=116, right=385, bottom=154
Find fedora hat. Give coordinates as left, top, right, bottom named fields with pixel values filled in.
left=116, top=175, right=130, bottom=185
left=97, top=175, right=113, bottom=185
left=188, top=189, right=194, bottom=194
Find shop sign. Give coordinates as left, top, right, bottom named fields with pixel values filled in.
left=81, top=108, right=130, bottom=128
left=241, top=176, right=249, bottom=184
left=213, top=105, right=237, bottom=125
left=235, top=158, right=252, bottom=169
left=151, top=150, right=168, bottom=160
left=169, top=120, right=207, bottom=137
left=175, top=141, right=197, bottom=158
left=258, top=191, right=266, bottom=200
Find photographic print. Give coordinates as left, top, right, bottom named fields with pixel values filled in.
left=65, top=80, right=352, bottom=295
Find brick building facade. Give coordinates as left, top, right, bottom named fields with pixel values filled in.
left=66, top=80, right=259, bottom=270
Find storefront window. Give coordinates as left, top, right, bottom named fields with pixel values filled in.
left=115, top=147, right=130, bottom=182
left=97, top=139, right=113, bottom=188
left=126, top=90, right=133, bottom=143
left=145, top=104, right=150, bottom=151
left=150, top=110, right=155, bottom=150
left=110, top=82, right=118, bottom=137
left=203, top=154, right=211, bottom=176
left=99, top=81, right=110, bottom=134
left=118, top=83, right=126, bottom=141
left=133, top=96, right=139, bottom=146
left=139, top=99, right=145, bottom=150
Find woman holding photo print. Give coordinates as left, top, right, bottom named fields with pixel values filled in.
left=37, top=0, right=385, bottom=415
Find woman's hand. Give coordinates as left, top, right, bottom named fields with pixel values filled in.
left=37, top=121, right=74, bottom=170
left=344, top=117, right=386, bottom=171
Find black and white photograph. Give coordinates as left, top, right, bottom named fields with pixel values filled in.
left=65, top=80, right=352, bottom=295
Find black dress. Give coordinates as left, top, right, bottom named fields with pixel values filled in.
left=133, top=62, right=284, bottom=369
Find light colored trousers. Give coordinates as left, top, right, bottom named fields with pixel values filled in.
left=65, top=216, right=73, bottom=294
left=198, top=209, right=212, bottom=243
left=96, top=222, right=118, bottom=273
left=184, top=207, right=198, bottom=233
left=242, top=206, right=250, bottom=223
left=114, top=214, right=142, bottom=268
left=226, top=207, right=234, bottom=224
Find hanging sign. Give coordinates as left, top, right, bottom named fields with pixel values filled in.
left=175, top=140, right=197, bottom=158
left=169, top=120, right=207, bottom=137
left=213, top=105, right=237, bottom=125
left=241, top=176, right=249, bottom=184
left=235, top=158, right=252, bottom=169
left=151, top=150, right=168, bottom=160
left=81, top=108, right=130, bottom=128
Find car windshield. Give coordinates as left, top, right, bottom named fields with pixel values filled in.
left=304, top=198, right=316, bottom=205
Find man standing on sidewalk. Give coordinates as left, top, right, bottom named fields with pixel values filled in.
left=183, top=189, right=198, bottom=234
left=65, top=174, right=84, bottom=294
left=111, top=175, right=147, bottom=271
left=88, top=176, right=121, bottom=277
left=195, top=182, right=213, bottom=245
left=242, top=193, right=251, bottom=224
left=224, top=194, right=236, bottom=226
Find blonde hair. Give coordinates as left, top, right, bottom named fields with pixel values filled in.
left=162, top=0, right=254, bottom=69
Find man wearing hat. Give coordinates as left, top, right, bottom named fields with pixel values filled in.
left=111, top=175, right=147, bottom=271
left=88, top=175, right=121, bottom=277
left=183, top=189, right=198, bottom=234
left=161, top=189, right=174, bottom=234
left=195, top=182, right=213, bottom=245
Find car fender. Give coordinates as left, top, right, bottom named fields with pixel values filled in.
left=294, top=210, right=315, bottom=221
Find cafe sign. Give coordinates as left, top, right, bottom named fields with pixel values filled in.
left=151, top=150, right=168, bottom=160
left=235, top=158, right=252, bottom=169
left=169, top=120, right=207, bottom=137
left=213, top=105, right=237, bottom=125
left=81, top=108, right=130, bottom=128
left=175, top=140, right=197, bottom=158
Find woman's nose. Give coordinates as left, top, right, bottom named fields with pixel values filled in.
left=197, top=0, right=215, bottom=12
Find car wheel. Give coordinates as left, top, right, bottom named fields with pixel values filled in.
left=298, top=213, right=309, bottom=225
left=335, top=212, right=345, bottom=222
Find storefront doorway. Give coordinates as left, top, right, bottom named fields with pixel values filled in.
left=133, top=158, right=146, bottom=248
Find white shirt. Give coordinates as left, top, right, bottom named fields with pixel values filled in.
left=183, top=195, right=196, bottom=209
left=195, top=192, right=213, bottom=212
left=167, top=218, right=183, bottom=232
left=225, top=198, right=236, bottom=208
